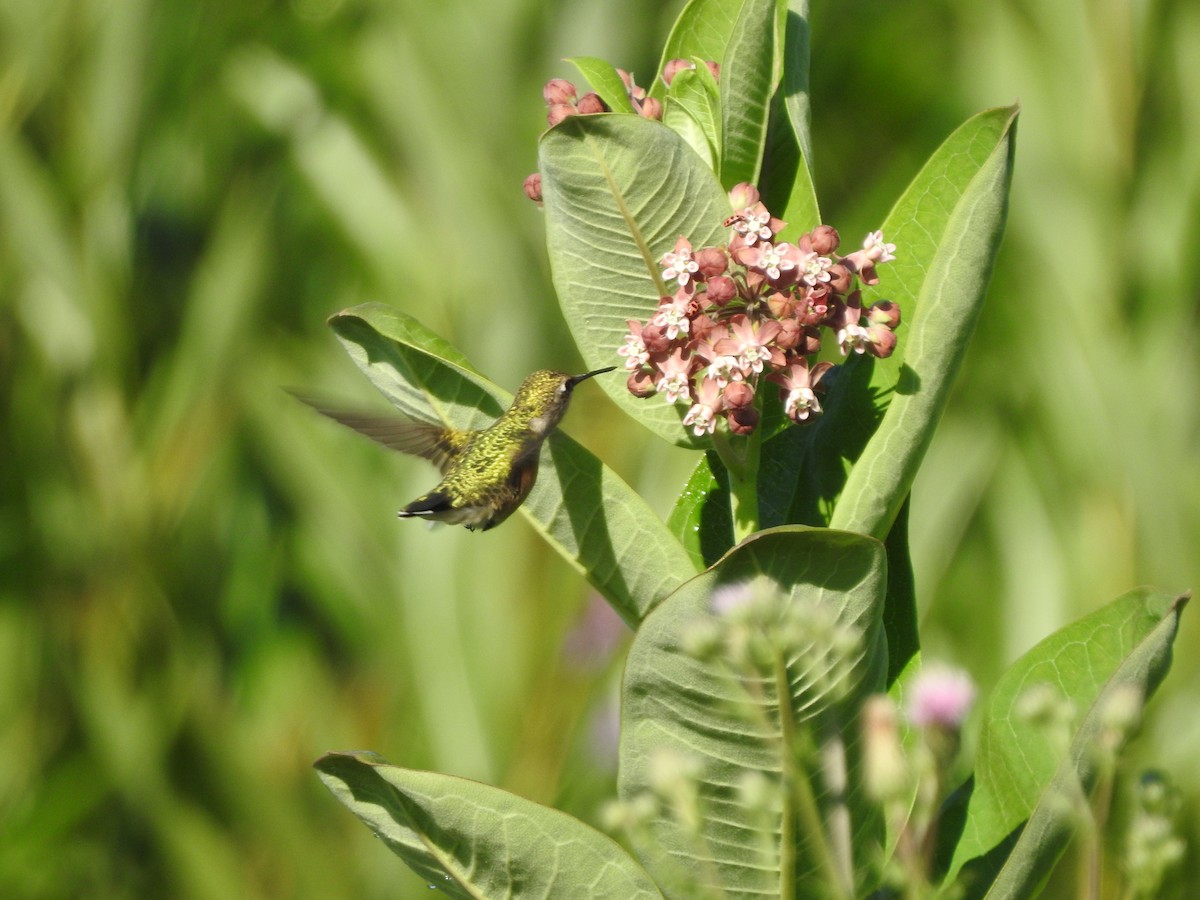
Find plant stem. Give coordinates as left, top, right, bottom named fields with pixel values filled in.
left=712, top=428, right=761, bottom=543
left=820, top=721, right=855, bottom=895
left=773, top=651, right=850, bottom=900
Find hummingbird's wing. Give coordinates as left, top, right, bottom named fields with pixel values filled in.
left=291, top=393, right=470, bottom=474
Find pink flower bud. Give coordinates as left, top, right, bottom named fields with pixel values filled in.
left=690, top=313, right=719, bottom=343
left=826, top=264, right=852, bottom=293
left=638, top=97, right=663, bottom=120
left=661, top=59, right=693, bottom=86
left=576, top=93, right=607, bottom=115
left=627, top=369, right=657, bottom=398
left=767, top=290, right=798, bottom=320
left=523, top=172, right=543, bottom=204
left=809, top=225, right=840, bottom=256
left=639, top=322, right=672, bottom=354
left=704, top=275, right=736, bottom=306
left=727, top=182, right=760, bottom=211
left=775, top=318, right=803, bottom=350
left=542, top=78, right=577, bottom=106
left=695, top=247, right=728, bottom=278
left=865, top=324, right=898, bottom=358
left=704, top=61, right=720, bottom=81
left=547, top=104, right=575, bottom=127
left=726, top=404, right=759, bottom=435
left=723, top=380, right=755, bottom=410
left=868, top=300, right=901, bottom=329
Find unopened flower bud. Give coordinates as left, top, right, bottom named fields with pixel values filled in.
left=868, top=300, right=901, bottom=329
left=705, top=61, right=720, bottom=81
left=661, top=58, right=694, bottom=86
left=775, top=318, right=803, bottom=350
left=728, top=182, right=760, bottom=211
left=704, top=275, right=736, bottom=305
left=766, top=290, right=798, bottom=320
left=722, top=380, right=755, bottom=410
left=726, top=404, right=759, bottom=435
left=522, top=172, right=543, bottom=204
left=694, top=247, right=728, bottom=278
left=542, top=78, right=577, bottom=106
left=865, top=324, right=897, bottom=358
left=576, top=92, right=607, bottom=115
left=627, top=369, right=656, bottom=397
left=547, top=104, right=575, bottom=127
left=826, top=263, right=853, bottom=293
left=639, top=322, right=671, bottom=354
left=638, top=96, right=663, bottom=120
left=809, top=224, right=840, bottom=256
left=690, top=312, right=719, bottom=343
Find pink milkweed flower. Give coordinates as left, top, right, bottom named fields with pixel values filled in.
left=660, top=235, right=700, bottom=287
left=682, top=377, right=723, bottom=436
left=651, top=287, right=695, bottom=340
left=653, top=348, right=695, bottom=405
left=797, top=250, right=834, bottom=287
left=617, top=319, right=651, bottom=370
left=738, top=241, right=801, bottom=283
left=714, top=314, right=785, bottom=376
left=840, top=230, right=897, bottom=287
left=768, top=359, right=832, bottom=422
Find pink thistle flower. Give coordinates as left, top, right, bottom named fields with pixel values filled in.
left=682, top=377, right=723, bottom=436
left=653, top=348, right=695, bottom=405
left=714, top=314, right=785, bottom=376
left=906, top=663, right=976, bottom=730
left=660, top=236, right=700, bottom=287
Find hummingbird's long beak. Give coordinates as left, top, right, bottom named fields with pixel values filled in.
left=567, top=366, right=617, bottom=387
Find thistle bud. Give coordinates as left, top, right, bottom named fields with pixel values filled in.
left=542, top=78, right=577, bottom=106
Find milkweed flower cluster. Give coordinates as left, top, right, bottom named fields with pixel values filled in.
left=618, top=184, right=900, bottom=437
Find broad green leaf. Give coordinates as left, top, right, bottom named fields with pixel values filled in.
left=316, top=751, right=663, bottom=898
left=666, top=450, right=732, bottom=570
left=567, top=56, right=637, bottom=114
left=619, top=527, right=888, bottom=897
left=718, top=0, right=781, bottom=190
left=662, top=64, right=721, bottom=170
left=880, top=498, right=919, bottom=688
left=942, top=589, right=1188, bottom=894
left=649, top=0, right=747, bottom=101
left=328, top=303, right=698, bottom=623
left=762, top=0, right=819, bottom=237
left=539, top=115, right=731, bottom=448
left=828, top=107, right=1018, bottom=540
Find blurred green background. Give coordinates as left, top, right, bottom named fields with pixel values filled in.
left=1, top=0, right=1196, bottom=896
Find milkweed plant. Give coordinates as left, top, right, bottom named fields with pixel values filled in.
left=312, top=1, right=1188, bottom=897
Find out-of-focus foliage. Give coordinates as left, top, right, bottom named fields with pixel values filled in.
left=0, top=1, right=1195, bottom=898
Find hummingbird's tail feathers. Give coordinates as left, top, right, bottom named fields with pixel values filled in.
left=288, top=390, right=468, bottom=473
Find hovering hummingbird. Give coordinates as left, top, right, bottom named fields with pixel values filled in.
left=296, top=366, right=616, bottom=531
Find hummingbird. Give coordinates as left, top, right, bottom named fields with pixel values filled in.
left=296, top=366, right=616, bottom=531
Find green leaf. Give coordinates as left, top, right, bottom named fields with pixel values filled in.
left=666, top=451, right=733, bottom=570
left=761, top=0, right=819, bottom=236
left=328, top=303, right=698, bottom=623
left=942, top=589, right=1188, bottom=894
left=316, top=751, right=663, bottom=898
left=718, top=0, right=781, bottom=190
left=828, top=106, right=1019, bottom=540
left=619, top=527, right=888, bottom=897
left=662, top=64, right=721, bottom=170
left=567, top=57, right=637, bottom=114
left=539, top=115, right=731, bottom=448
left=649, top=0, right=747, bottom=101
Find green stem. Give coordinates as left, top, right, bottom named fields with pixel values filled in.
left=773, top=651, right=850, bottom=900
left=712, top=428, right=761, bottom=543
